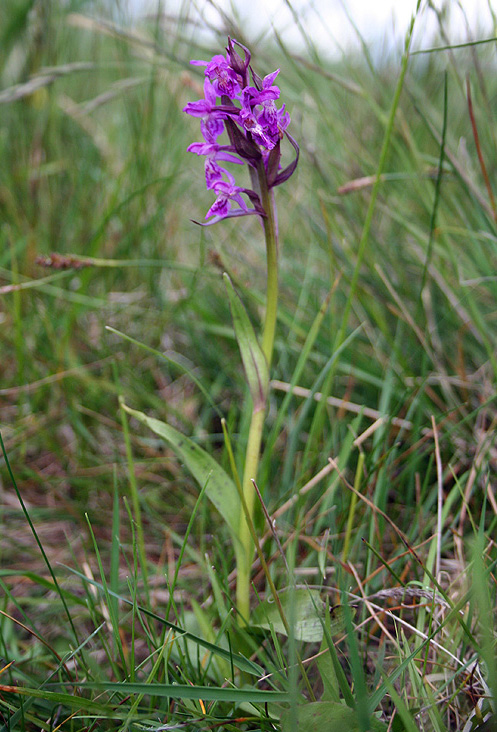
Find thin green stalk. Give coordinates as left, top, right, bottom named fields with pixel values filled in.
left=259, top=166, right=279, bottom=367
left=236, top=160, right=279, bottom=624
left=342, top=451, right=365, bottom=562
left=237, top=408, right=266, bottom=622
left=118, top=394, right=149, bottom=601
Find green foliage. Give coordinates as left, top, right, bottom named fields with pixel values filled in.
left=281, top=702, right=388, bottom=732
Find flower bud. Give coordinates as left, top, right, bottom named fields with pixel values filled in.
left=226, top=38, right=251, bottom=84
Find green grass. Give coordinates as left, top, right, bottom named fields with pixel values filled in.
left=1, top=0, right=497, bottom=729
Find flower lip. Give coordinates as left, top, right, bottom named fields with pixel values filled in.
left=205, top=172, right=248, bottom=219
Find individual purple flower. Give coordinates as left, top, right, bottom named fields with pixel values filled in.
left=187, top=139, right=243, bottom=189
left=183, top=79, right=226, bottom=140
left=239, top=107, right=277, bottom=150
left=241, top=70, right=280, bottom=108
left=259, top=102, right=290, bottom=144
left=239, top=71, right=287, bottom=149
left=187, top=139, right=241, bottom=166
left=206, top=171, right=248, bottom=219
left=257, top=100, right=279, bottom=136
left=191, top=54, right=241, bottom=99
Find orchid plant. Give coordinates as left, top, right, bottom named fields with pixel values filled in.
left=183, top=38, right=299, bottom=623
left=126, top=39, right=298, bottom=626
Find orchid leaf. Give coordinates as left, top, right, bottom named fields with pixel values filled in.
left=122, top=404, right=242, bottom=546
left=223, top=274, right=269, bottom=412
left=252, top=589, right=328, bottom=642
left=281, top=702, right=387, bottom=732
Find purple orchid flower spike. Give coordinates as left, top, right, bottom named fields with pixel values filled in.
left=184, top=38, right=299, bottom=225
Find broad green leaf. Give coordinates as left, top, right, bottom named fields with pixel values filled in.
left=224, top=273, right=269, bottom=412
left=252, top=589, right=330, bottom=642
left=281, top=702, right=388, bottom=732
left=122, top=404, right=241, bottom=544
left=55, top=682, right=289, bottom=703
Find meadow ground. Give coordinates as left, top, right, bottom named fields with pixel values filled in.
left=1, top=1, right=497, bottom=730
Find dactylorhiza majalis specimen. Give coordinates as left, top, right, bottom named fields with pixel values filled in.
left=184, top=38, right=298, bottom=623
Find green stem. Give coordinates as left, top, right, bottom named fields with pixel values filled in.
left=236, top=160, right=279, bottom=624
left=259, top=178, right=279, bottom=367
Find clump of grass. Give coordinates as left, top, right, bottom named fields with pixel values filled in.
left=1, top=0, right=497, bottom=730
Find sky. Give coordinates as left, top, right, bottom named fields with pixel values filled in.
left=125, top=0, right=496, bottom=58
